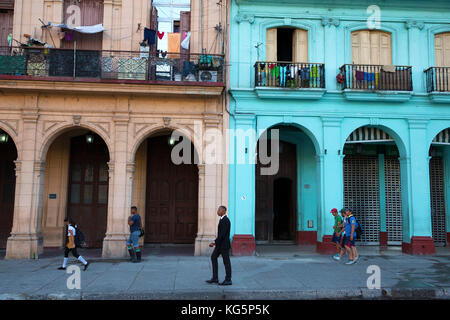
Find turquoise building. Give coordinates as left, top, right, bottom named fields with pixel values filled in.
left=228, top=0, right=450, bottom=255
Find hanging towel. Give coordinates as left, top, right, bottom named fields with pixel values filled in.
left=181, top=31, right=191, bottom=50
left=356, top=70, right=364, bottom=81
left=382, top=65, right=396, bottom=73
left=300, top=67, right=310, bottom=80
left=144, top=28, right=156, bottom=45
left=375, top=72, right=380, bottom=85
left=366, top=72, right=375, bottom=82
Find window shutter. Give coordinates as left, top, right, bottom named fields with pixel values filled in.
left=379, top=32, right=392, bottom=65
left=435, top=32, right=450, bottom=67
left=266, top=28, right=277, bottom=61
left=351, top=31, right=361, bottom=64
left=292, top=29, right=308, bottom=63
left=351, top=30, right=391, bottom=65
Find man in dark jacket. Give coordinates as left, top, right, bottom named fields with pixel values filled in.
left=206, top=205, right=232, bottom=285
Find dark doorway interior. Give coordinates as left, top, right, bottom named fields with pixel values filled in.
left=0, top=132, right=17, bottom=248
left=145, top=133, right=198, bottom=244
left=273, top=178, right=293, bottom=241
left=256, top=137, right=297, bottom=243
left=277, top=28, right=294, bottom=62
left=67, top=133, right=109, bottom=248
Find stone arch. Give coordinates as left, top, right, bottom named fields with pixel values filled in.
left=257, top=119, right=322, bottom=155
left=130, top=124, right=202, bottom=163
left=427, top=124, right=450, bottom=150
left=39, top=122, right=113, bottom=162
left=341, top=122, right=408, bottom=158
left=0, top=122, right=19, bottom=158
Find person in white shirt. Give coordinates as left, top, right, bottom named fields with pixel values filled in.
left=58, top=217, right=89, bottom=271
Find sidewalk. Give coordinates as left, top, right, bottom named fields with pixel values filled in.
left=0, top=245, right=449, bottom=300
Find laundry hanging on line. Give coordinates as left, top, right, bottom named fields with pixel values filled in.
left=144, top=28, right=156, bottom=45
left=181, top=32, right=191, bottom=50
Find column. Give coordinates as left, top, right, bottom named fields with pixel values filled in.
left=322, top=17, right=340, bottom=91
left=102, top=115, right=131, bottom=258
left=6, top=111, right=44, bottom=259
left=230, top=114, right=256, bottom=255
left=402, top=120, right=435, bottom=254
left=195, top=115, right=223, bottom=256
left=378, top=153, right=388, bottom=247
left=317, top=117, right=343, bottom=254
left=235, top=14, right=254, bottom=88
left=405, top=21, right=425, bottom=93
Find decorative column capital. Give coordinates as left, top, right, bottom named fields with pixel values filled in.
left=126, top=162, right=135, bottom=174
left=197, top=164, right=206, bottom=176
left=235, top=13, right=255, bottom=24
left=21, top=112, right=39, bottom=123
left=321, top=16, right=340, bottom=27
left=113, top=114, right=130, bottom=126
left=405, top=20, right=424, bottom=30
left=34, top=161, right=46, bottom=174
left=107, top=161, right=114, bottom=176
left=14, top=160, right=22, bottom=175
left=408, top=119, right=429, bottom=130
left=321, top=116, right=343, bottom=127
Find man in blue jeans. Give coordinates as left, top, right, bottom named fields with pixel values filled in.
left=343, top=208, right=359, bottom=265
left=127, top=206, right=142, bottom=263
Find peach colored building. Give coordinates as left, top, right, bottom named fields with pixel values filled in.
left=0, top=0, right=229, bottom=259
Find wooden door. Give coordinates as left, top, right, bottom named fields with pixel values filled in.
left=145, top=135, right=198, bottom=243
left=0, top=136, right=16, bottom=248
left=255, top=139, right=297, bottom=243
left=62, top=0, right=104, bottom=50
left=0, top=9, right=13, bottom=55
left=67, top=134, right=109, bottom=247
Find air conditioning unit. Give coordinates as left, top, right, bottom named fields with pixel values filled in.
left=199, top=70, right=218, bottom=82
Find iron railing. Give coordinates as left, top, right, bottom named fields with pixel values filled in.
left=425, top=67, right=450, bottom=92
left=0, top=46, right=224, bottom=84
left=339, top=64, right=412, bottom=91
left=254, top=62, right=325, bottom=89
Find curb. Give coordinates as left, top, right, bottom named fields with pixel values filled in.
left=1, top=288, right=448, bottom=300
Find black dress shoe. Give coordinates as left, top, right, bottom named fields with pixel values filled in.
left=205, top=279, right=218, bottom=284
left=219, top=280, right=232, bottom=286
left=84, top=262, right=90, bottom=271
left=57, top=267, right=66, bottom=270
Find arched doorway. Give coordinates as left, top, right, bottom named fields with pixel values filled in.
left=255, top=125, right=317, bottom=244
left=343, top=126, right=403, bottom=246
left=140, top=131, right=198, bottom=244
left=42, top=129, right=110, bottom=248
left=429, top=128, right=449, bottom=247
left=0, top=130, right=17, bottom=248
left=66, top=132, right=109, bottom=247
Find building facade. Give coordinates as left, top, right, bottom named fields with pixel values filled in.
left=0, top=0, right=228, bottom=259
left=228, top=0, right=450, bottom=255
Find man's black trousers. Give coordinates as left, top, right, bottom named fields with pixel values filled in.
left=211, top=247, right=231, bottom=281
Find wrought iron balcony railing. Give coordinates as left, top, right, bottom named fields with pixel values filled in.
left=425, top=67, right=450, bottom=92
left=0, top=46, right=224, bottom=84
left=254, top=62, right=325, bottom=89
left=339, top=64, right=412, bottom=91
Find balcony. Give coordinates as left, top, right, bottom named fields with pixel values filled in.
left=0, top=46, right=225, bottom=95
left=339, top=64, right=412, bottom=102
left=254, top=62, right=325, bottom=100
left=425, top=67, right=450, bottom=103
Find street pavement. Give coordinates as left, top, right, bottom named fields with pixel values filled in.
left=0, top=245, right=449, bottom=300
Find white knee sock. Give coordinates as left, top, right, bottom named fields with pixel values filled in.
left=62, top=258, right=68, bottom=268
left=78, top=256, right=88, bottom=265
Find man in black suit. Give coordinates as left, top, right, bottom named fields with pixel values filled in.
left=206, top=205, right=232, bottom=285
